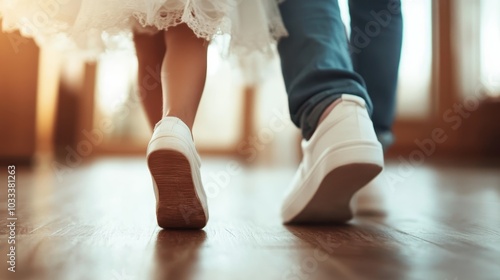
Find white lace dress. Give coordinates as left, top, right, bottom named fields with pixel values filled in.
left=0, top=0, right=287, bottom=56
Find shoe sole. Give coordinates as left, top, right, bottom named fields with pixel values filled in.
left=284, top=144, right=383, bottom=224
left=289, top=163, right=382, bottom=224
left=148, top=149, right=207, bottom=229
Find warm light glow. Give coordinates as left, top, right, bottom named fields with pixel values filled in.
left=397, top=0, right=433, bottom=118
left=35, top=47, right=62, bottom=156
left=96, top=52, right=138, bottom=116
left=480, top=0, right=500, bottom=96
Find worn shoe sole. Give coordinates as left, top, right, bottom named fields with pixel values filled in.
left=283, top=143, right=383, bottom=224
left=148, top=149, right=207, bottom=229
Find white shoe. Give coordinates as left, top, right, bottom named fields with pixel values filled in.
left=147, top=117, right=208, bottom=229
left=351, top=173, right=387, bottom=217
left=281, top=94, right=384, bottom=224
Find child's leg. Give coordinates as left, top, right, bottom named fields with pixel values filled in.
left=146, top=24, right=209, bottom=229
left=162, top=24, right=208, bottom=130
left=133, top=31, right=165, bottom=130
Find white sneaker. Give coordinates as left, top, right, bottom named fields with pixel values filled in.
left=281, top=94, right=384, bottom=224
left=147, top=117, right=208, bottom=229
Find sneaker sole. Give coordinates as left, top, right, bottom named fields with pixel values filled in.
left=289, top=163, right=382, bottom=224
left=148, top=149, right=207, bottom=229
left=284, top=143, right=383, bottom=224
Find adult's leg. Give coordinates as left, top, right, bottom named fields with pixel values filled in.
left=133, top=31, right=165, bottom=130
left=349, top=0, right=403, bottom=148
left=277, top=0, right=372, bottom=140
left=277, top=0, right=384, bottom=224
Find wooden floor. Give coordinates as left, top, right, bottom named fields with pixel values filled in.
left=1, top=157, right=499, bottom=280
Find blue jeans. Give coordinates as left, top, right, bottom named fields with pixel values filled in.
left=278, top=0, right=403, bottom=146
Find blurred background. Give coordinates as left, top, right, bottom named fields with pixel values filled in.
left=1, top=0, right=500, bottom=166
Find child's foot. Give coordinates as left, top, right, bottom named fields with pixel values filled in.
left=147, top=117, right=208, bottom=229
left=281, top=94, right=384, bottom=224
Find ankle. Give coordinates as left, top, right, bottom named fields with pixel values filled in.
left=156, top=115, right=195, bottom=140
left=318, top=98, right=342, bottom=125
left=164, top=112, right=195, bottom=131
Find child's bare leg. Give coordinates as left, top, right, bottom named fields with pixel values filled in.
left=133, top=31, right=165, bottom=130
left=147, top=24, right=209, bottom=229
left=162, top=24, right=208, bottom=130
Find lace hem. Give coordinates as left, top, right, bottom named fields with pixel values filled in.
left=0, top=0, right=287, bottom=56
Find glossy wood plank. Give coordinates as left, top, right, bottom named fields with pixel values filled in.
left=0, top=157, right=499, bottom=280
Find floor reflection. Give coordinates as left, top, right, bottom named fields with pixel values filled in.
left=285, top=223, right=409, bottom=280
left=153, top=230, right=207, bottom=280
